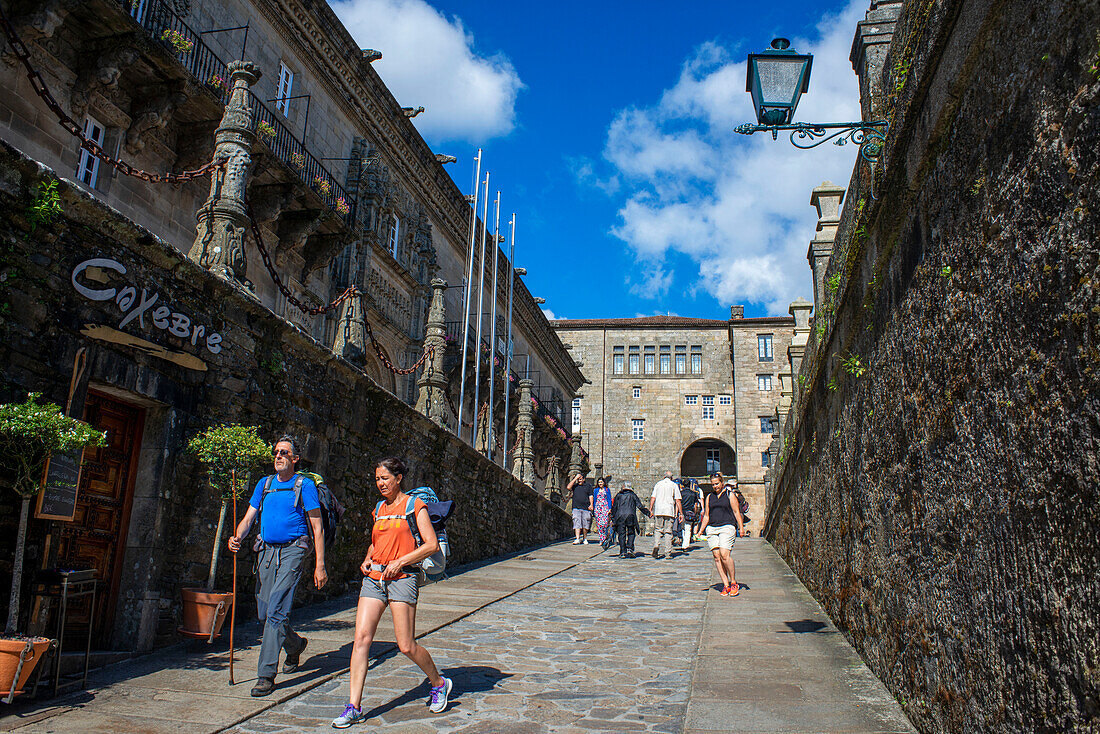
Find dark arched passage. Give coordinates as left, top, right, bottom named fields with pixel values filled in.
left=679, top=438, right=736, bottom=480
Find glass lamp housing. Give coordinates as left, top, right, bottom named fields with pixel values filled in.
left=746, top=38, right=813, bottom=126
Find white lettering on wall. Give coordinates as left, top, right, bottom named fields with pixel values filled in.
left=71, top=258, right=223, bottom=355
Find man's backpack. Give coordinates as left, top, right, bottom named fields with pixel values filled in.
left=734, top=489, right=751, bottom=524
left=681, top=487, right=699, bottom=520
left=257, top=471, right=345, bottom=549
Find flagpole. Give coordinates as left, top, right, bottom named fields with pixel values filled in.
left=487, top=191, right=502, bottom=461
left=457, top=149, right=482, bottom=437
left=502, top=212, right=517, bottom=468
left=471, top=171, right=490, bottom=446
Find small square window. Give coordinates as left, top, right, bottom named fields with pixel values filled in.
left=758, top=375, right=773, bottom=392
left=760, top=417, right=773, bottom=433
left=758, top=334, right=774, bottom=361
left=685, top=395, right=698, bottom=406
left=762, top=452, right=771, bottom=467
left=631, top=418, right=645, bottom=441
left=719, top=395, right=731, bottom=406
left=702, top=395, right=714, bottom=406
left=632, top=386, right=641, bottom=399
left=702, top=405, right=714, bottom=420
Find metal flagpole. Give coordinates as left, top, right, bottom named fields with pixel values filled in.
left=457, top=149, right=482, bottom=437
left=502, top=212, right=517, bottom=467
left=487, top=191, right=502, bottom=462
left=471, top=171, right=490, bottom=446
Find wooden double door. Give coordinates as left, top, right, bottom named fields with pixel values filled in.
left=53, top=390, right=145, bottom=646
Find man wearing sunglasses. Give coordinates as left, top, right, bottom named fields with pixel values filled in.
left=228, top=435, right=327, bottom=696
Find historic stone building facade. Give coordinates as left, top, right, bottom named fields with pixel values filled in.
left=553, top=312, right=795, bottom=535
left=0, top=0, right=579, bottom=651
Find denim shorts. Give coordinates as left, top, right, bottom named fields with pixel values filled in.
left=360, top=574, right=419, bottom=605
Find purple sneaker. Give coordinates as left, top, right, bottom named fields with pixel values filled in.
left=428, top=677, right=453, bottom=713
left=331, top=703, right=365, bottom=728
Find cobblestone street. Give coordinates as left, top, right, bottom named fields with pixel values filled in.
left=229, top=539, right=913, bottom=734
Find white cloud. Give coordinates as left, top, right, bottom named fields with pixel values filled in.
left=541, top=307, right=558, bottom=321
left=332, top=0, right=523, bottom=143
left=594, top=0, right=868, bottom=313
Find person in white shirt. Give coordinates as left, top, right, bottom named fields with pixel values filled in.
left=649, top=471, right=683, bottom=559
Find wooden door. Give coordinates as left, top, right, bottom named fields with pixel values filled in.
left=54, top=391, right=144, bottom=646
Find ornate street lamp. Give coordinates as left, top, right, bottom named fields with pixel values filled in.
left=736, top=38, right=887, bottom=163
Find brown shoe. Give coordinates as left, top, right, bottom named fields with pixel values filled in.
left=251, top=677, right=275, bottom=697
left=282, top=636, right=308, bottom=673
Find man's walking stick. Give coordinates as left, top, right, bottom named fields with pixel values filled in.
left=229, top=469, right=238, bottom=685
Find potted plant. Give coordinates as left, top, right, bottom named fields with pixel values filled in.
left=0, top=393, right=105, bottom=698
left=181, top=424, right=269, bottom=641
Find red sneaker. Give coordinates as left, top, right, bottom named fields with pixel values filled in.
left=729, top=583, right=740, bottom=597
left=720, top=586, right=730, bottom=597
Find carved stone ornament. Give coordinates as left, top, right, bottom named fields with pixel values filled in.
left=414, top=279, right=448, bottom=427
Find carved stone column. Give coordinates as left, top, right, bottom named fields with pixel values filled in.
left=545, top=455, right=561, bottom=503
left=332, top=291, right=366, bottom=365
left=566, top=435, right=584, bottom=484
left=189, top=61, right=261, bottom=285
left=414, top=279, right=448, bottom=427
left=807, top=182, right=845, bottom=314
left=514, top=379, right=536, bottom=486
left=788, top=297, right=814, bottom=406
left=475, top=403, right=489, bottom=454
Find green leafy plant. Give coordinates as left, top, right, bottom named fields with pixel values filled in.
left=826, top=273, right=842, bottom=294
left=187, top=424, right=271, bottom=591
left=159, top=28, right=194, bottom=54
left=256, top=120, right=276, bottom=139
left=259, top=349, right=284, bottom=376
left=941, top=265, right=953, bottom=277
left=827, top=377, right=839, bottom=392
left=841, top=353, right=866, bottom=377
left=27, top=179, right=62, bottom=234
left=0, top=393, right=105, bottom=633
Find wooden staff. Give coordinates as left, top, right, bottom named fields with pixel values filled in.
left=229, top=469, right=238, bottom=685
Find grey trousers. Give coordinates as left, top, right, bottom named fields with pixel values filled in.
left=652, top=515, right=675, bottom=556
left=255, top=541, right=308, bottom=679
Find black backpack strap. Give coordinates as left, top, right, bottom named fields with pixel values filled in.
left=293, top=474, right=305, bottom=509
left=404, top=496, right=422, bottom=547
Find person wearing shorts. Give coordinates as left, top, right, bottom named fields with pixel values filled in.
left=566, top=472, right=594, bottom=544
left=332, top=458, right=452, bottom=729
left=700, top=473, right=744, bottom=597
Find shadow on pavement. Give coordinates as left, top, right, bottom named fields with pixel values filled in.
left=360, top=665, right=511, bottom=721
left=778, top=619, right=829, bottom=633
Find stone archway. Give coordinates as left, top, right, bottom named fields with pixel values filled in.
left=679, top=437, right=736, bottom=481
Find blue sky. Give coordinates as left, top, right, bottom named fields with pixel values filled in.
left=332, top=0, right=867, bottom=320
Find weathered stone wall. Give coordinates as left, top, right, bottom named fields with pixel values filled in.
left=0, top=144, right=570, bottom=650
left=766, top=0, right=1100, bottom=731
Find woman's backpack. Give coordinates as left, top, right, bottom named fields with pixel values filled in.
left=375, top=493, right=454, bottom=577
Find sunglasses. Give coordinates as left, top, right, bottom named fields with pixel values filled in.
left=272, top=449, right=294, bottom=457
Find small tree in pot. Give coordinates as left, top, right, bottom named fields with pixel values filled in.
left=0, top=393, right=105, bottom=696
left=182, top=424, right=268, bottom=640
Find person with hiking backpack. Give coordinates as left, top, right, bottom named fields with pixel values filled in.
left=227, top=435, right=327, bottom=697
left=332, top=457, right=453, bottom=728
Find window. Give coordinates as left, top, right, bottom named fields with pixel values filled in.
left=702, top=395, right=714, bottom=406
left=758, top=334, right=774, bottom=361
left=761, top=416, right=776, bottom=433
left=762, top=452, right=771, bottom=467
left=389, top=215, right=400, bottom=257
left=275, top=62, right=295, bottom=116
left=632, top=386, right=641, bottom=399
left=613, top=347, right=624, bottom=375
left=643, top=346, right=655, bottom=374
left=705, top=448, right=721, bottom=473
left=719, top=395, right=731, bottom=406
left=690, top=345, right=702, bottom=374
left=758, top=374, right=773, bottom=391
left=685, top=395, right=698, bottom=406
left=572, top=398, right=581, bottom=432
left=701, top=397, right=714, bottom=420
left=659, top=346, right=671, bottom=374
left=76, top=116, right=106, bottom=188
left=675, top=346, right=686, bottom=374
left=628, top=346, right=640, bottom=374
left=631, top=418, right=645, bottom=441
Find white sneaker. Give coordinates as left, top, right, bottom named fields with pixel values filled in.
left=332, top=704, right=366, bottom=728
left=572, top=539, right=581, bottom=545
left=428, top=677, right=453, bottom=713
left=583, top=538, right=590, bottom=544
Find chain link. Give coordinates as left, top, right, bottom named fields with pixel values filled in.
left=0, top=4, right=219, bottom=183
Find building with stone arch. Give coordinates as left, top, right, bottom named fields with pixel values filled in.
left=553, top=309, right=798, bottom=535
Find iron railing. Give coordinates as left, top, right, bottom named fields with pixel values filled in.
left=122, top=0, right=354, bottom=224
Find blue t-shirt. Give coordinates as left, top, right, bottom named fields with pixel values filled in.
left=249, top=474, right=320, bottom=544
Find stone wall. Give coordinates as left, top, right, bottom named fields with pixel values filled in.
left=765, top=0, right=1100, bottom=731
left=0, top=144, right=570, bottom=651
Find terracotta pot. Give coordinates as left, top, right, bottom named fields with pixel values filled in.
left=178, top=588, right=232, bottom=642
left=0, top=636, right=52, bottom=697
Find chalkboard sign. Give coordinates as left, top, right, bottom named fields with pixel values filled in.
left=34, top=449, right=85, bottom=521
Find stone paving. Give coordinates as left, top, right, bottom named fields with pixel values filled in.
left=230, top=539, right=914, bottom=734
left=1, top=538, right=915, bottom=733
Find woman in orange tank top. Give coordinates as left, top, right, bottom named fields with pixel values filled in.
left=333, top=458, right=452, bottom=728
